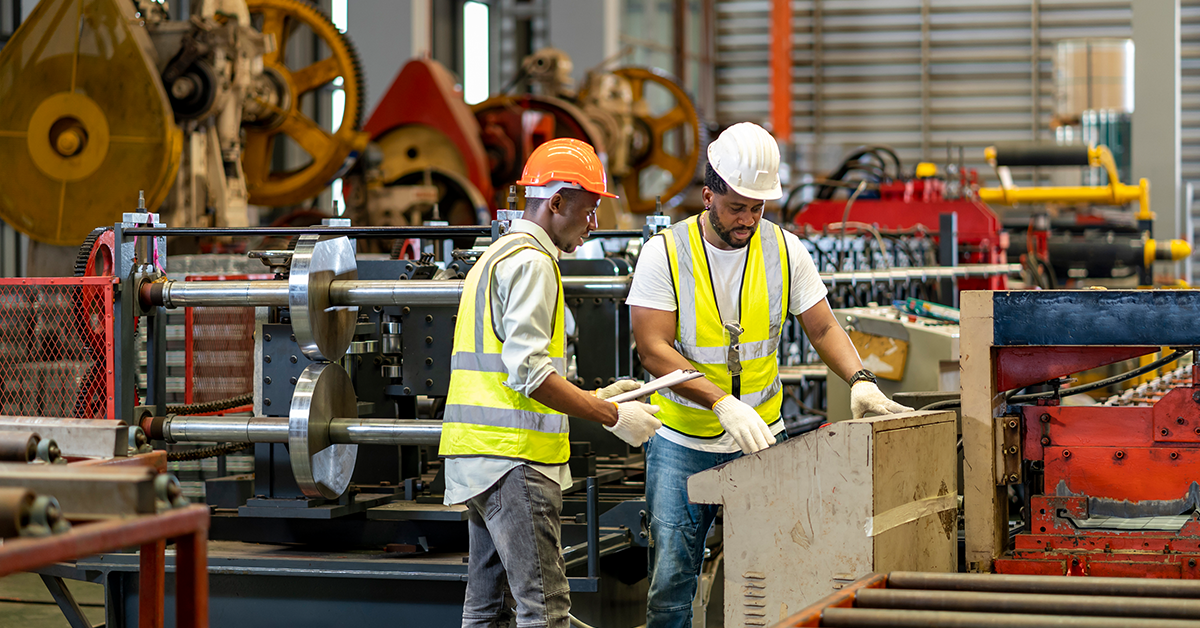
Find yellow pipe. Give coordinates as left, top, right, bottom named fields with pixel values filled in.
left=980, top=144, right=1153, bottom=221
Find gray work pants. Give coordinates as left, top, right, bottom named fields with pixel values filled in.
left=462, top=465, right=570, bottom=628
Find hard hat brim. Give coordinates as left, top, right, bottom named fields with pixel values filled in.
left=727, top=181, right=783, bottom=201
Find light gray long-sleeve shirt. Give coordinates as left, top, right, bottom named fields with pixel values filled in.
left=443, top=220, right=573, bottom=505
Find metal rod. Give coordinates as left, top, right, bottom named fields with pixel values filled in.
left=327, top=418, right=443, bottom=446
left=156, top=276, right=634, bottom=309
left=886, top=571, right=1200, bottom=599
left=586, top=476, right=599, bottom=580
left=855, top=589, right=1200, bottom=620
left=122, top=226, right=644, bottom=239
left=821, top=607, right=1197, bottom=627
left=164, top=415, right=442, bottom=446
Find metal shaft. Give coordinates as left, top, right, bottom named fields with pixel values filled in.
left=821, top=608, right=1198, bottom=628
left=886, top=570, right=1200, bottom=599
left=164, top=415, right=441, bottom=446
left=855, top=589, right=1200, bottom=620
left=155, top=276, right=632, bottom=309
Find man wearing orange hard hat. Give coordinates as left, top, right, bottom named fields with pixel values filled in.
left=440, top=138, right=662, bottom=628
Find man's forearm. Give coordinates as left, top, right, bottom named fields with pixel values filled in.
left=639, top=340, right=727, bottom=409
left=808, top=322, right=864, bottom=382
left=529, top=374, right=619, bottom=426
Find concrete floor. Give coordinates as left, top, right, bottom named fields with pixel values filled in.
left=0, top=573, right=105, bottom=627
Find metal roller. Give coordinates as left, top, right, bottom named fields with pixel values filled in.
left=289, top=362, right=359, bottom=500
left=290, top=235, right=359, bottom=362
left=854, top=589, right=1200, bottom=621
left=0, top=487, right=34, bottom=539
left=162, top=415, right=442, bottom=447
left=820, top=607, right=1199, bottom=627
left=151, top=275, right=634, bottom=309
left=0, top=432, right=40, bottom=463
left=886, top=571, right=1200, bottom=599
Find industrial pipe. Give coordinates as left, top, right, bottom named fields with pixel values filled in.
left=855, top=589, right=1200, bottom=620
left=820, top=607, right=1189, bottom=627
left=145, top=265, right=1019, bottom=310
left=159, top=415, right=442, bottom=446
left=0, top=432, right=39, bottom=463
left=145, top=276, right=633, bottom=309
left=886, top=571, right=1200, bottom=599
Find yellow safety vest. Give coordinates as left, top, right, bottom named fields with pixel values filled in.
left=651, top=214, right=790, bottom=438
left=439, top=233, right=570, bottom=464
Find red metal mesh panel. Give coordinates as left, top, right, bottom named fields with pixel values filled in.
left=184, top=275, right=269, bottom=404
left=0, top=278, right=116, bottom=419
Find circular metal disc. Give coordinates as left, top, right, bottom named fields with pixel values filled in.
left=289, top=235, right=358, bottom=362
left=289, top=362, right=359, bottom=500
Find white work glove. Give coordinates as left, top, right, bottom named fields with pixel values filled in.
left=713, top=395, right=774, bottom=455
left=593, top=379, right=642, bottom=401
left=850, top=381, right=913, bottom=420
left=604, top=401, right=662, bottom=447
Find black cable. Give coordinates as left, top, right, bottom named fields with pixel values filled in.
left=1009, top=350, right=1189, bottom=402
left=165, top=393, right=253, bottom=416
left=0, top=596, right=104, bottom=608
left=921, top=399, right=961, bottom=411
left=167, top=442, right=252, bottom=462
left=916, top=350, right=1190, bottom=410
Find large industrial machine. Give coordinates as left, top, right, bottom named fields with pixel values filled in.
left=961, top=289, right=1200, bottom=579
left=0, top=0, right=367, bottom=246
left=347, top=50, right=703, bottom=233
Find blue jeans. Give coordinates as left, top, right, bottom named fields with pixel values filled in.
left=462, top=466, right=570, bottom=628
left=644, top=430, right=787, bottom=628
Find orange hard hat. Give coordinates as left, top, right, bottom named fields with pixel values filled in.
left=516, top=138, right=618, bottom=199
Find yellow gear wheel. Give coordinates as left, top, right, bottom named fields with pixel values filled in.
left=243, top=0, right=369, bottom=207
left=0, top=0, right=182, bottom=246
left=580, top=67, right=701, bottom=214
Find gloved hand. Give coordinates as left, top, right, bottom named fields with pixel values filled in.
left=604, top=401, right=662, bottom=447
left=713, top=395, right=773, bottom=455
left=593, top=379, right=642, bottom=401
left=850, top=381, right=913, bottom=420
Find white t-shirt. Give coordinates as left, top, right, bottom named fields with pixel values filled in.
left=626, top=220, right=828, bottom=453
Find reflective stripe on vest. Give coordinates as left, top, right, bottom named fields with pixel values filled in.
left=439, top=233, right=570, bottom=464
left=650, top=215, right=790, bottom=438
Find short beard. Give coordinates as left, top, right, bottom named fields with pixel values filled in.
left=708, top=208, right=754, bottom=249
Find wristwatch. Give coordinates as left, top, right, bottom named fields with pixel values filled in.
left=848, top=369, right=877, bottom=387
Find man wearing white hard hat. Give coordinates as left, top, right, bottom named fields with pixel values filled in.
left=626, top=122, right=911, bottom=628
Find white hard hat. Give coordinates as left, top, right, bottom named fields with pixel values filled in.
left=706, top=122, right=782, bottom=200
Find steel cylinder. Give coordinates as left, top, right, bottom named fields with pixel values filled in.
left=0, top=487, right=34, bottom=539
left=0, top=432, right=39, bottom=462
left=164, top=415, right=442, bottom=446
left=886, top=570, right=1200, bottom=599
left=855, top=589, right=1200, bottom=620
left=162, top=280, right=289, bottom=308
left=327, top=418, right=443, bottom=445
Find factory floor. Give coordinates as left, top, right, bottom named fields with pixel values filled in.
left=0, top=573, right=105, bottom=626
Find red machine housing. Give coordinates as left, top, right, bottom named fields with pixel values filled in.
left=994, top=352, right=1200, bottom=578
left=793, top=179, right=1008, bottom=292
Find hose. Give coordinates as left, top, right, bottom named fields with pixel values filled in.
left=166, top=393, right=254, bottom=416
left=167, top=442, right=253, bottom=462
left=918, top=349, right=1190, bottom=410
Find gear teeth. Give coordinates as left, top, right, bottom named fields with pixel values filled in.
left=74, top=228, right=110, bottom=277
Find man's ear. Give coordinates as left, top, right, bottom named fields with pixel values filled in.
left=548, top=192, right=566, bottom=216
left=701, top=186, right=713, bottom=208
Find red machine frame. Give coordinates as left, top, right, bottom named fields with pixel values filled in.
left=0, top=504, right=210, bottom=628
left=793, top=179, right=1008, bottom=293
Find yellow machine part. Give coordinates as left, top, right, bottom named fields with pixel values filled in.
left=0, top=0, right=182, bottom=247
left=243, top=0, right=368, bottom=207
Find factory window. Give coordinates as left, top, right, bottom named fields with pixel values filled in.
left=330, top=0, right=348, bottom=214
left=463, top=1, right=490, bottom=105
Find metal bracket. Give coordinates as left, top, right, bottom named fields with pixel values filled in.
left=998, top=413, right=1022, bottom=485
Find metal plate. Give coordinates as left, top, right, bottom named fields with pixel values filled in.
left=289, top=362, right=359, bottom=499
left=289, top=235, right=358, bottom=361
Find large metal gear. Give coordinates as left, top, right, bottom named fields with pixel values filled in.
left=243, top=0, right=369, bottom=206
left=0, top=0, right=182, bottom=247
left=579, top=67, right=702, bottom=213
